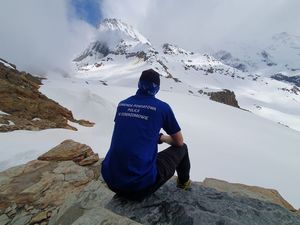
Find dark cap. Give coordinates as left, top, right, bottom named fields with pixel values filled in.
left=139, top=69, right=160, bottom=86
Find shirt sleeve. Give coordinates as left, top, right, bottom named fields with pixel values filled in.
left=162, top=104, right=181, bottom=135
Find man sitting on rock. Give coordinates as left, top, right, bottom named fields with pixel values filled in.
left=101, top=69, right=191, bottom=200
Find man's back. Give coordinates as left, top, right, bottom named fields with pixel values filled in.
left=101, top=69, right=190, bottom=199
left=102, top=93, right=180, bottom=191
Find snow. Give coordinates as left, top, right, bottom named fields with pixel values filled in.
left=0, top=59, right=15, bottom=69
left=213, top=32, right=300, bottom=77
left=0, top=120, right=15, bottom=127
left=1, top=19, right=299, bottom=210
left=99, top=18, right=150, bottom=45
left=0, top=74, right=300, bottom=209
left=0, top=110, right=9, bottom=115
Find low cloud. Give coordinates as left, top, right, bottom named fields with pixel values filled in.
left=0, top=0, right=95, bottom=75
left=1, top=0, right=299, bottom=75
left=100, top=0, right=300, bottom=52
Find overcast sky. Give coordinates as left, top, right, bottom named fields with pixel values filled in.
left=0, top=0, right=95, bottom=75
left=101, top=0, right=300, bottom=51
left=0, top=0, right=299, bottom=74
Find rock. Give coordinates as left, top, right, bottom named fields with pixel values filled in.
left=0, top=141, right=100, bottom=211
left=24, top=205, right=34, bottom=212
left=30, top=211, right=48, bottom=224
left=77, top=119, right=95, bottom=127
left=48, top=180, right=139, bottom=225
left=208, top=89, right=240, bottom=108
left=0, top=60, right=94, bottom=132
left=271, top=74, right=300, bottom=87
left=38, top=140, right=94, bottom=162
left=78, top=154, right=99, bottom=166
left=10, top=212, right=31, bottom=225
left=0, top=214, right=10, bottom=225
left=106, top=178, right=300, bottom=225
left=72, top=207, right=141, bottom=225
left=1, top=141, right=299, bottom=225
left=38, top=140, right=100, bottom=167
left=4, top=203, right=17, bottom=217
left=202, top=178, right=297, bottom=212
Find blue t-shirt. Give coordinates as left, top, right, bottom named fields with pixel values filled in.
left=101, top=92, right=181, bottom=191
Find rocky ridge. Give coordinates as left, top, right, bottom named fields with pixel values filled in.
left=0, top=140, right=299, bottom=225
left=0, top=60, right=94, bottom=132
left=208, top=90, right=240, bottom=108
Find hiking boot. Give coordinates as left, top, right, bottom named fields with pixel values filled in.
left=176, top=178, right=192, bottom=190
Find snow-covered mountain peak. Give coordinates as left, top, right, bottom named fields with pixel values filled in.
left=162, top=43, right=193, bottom=56
left=271, top=32, right=300, bottom=45
left=74, top=18, right=154, bottom=65
left=97, top=18, right=150, bottom=45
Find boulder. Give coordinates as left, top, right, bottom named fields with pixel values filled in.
left=38, top=140, right=93, bottom=162
left=208, top=89, right=240, bottom=108
left=202, top=178, right=296, bottom=212
left=0, top=140, right=100, bottom=212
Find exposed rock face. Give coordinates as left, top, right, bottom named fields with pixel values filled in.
left=0, top=140, right=299, bottom=225
left=203, top=178, right=297, bottom=212
left=0, top=60, right=94, bottom=132
left=0, top=140, right=101, bottom=224
left=208, top=89, right=240, bottom=108
left=271, top=74, right=300, bottom=87
left=106, top=179, right=300, bottom=225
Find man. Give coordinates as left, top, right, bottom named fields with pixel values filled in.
left=101, top=69, right=191, bottom=200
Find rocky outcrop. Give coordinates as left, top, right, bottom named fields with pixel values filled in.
left=0, top=60, right=94, bottom=132
left=203, top=178, right=297, bottom=212
left=0, top=140, right=299, bottom=225
left=0, top=140, right=101, bottom=225
left=271, top=74, right=300, bottom=87
left=38, top=140, right=99, bottom=166
left=106, top=179, right=300, bottom=225
left=208, top=89, right=240, bottom=108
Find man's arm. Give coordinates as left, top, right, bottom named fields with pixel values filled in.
left=160, top=131, right=184, bottom=147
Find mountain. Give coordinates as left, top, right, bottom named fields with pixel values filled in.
left=213, top=32, right=300, bottom=77
left=73, top=18, right=152, bottom=67
left=73, top=19, right=300, bottom=132
left=1, top=18, right=300, bottom=211
left=0, top=58, right=94, bottom=132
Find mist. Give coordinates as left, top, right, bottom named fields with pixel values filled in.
left=0, top=0, right=95, bottom=76
left=100, top=0, right=300, bottom=52
left=1, top=0, right=299, bottom=75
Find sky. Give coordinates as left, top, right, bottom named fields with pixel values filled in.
left=0, top=0, right=300, bottom=74
left=100, top=0, right=300, bottom=51
left=0, top=0, right=96, bottom=75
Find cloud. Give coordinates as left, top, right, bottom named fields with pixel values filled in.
left=100, top=0, right=300, bottom=52
left=0, top=0, right=95, bottom=75
left=1, top=0, right=299, bottom=75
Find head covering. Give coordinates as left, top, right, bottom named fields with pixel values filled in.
left=137, top=69, right=160, bottom=96
left=139, top=69, right=160, bottom=86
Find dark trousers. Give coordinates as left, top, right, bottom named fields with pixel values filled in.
left=113, top=143, right=191, bottom=200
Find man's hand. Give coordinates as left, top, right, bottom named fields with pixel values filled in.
left=159, top=131, right=184, bottom=147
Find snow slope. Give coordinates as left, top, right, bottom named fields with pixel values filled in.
left=0, top=74, right=300, bottom=209
left=214, top=32, right=300, bottom=77
left=0, top=18, right=299, bottom=209
left=73, top=19, right=300, bottom=132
